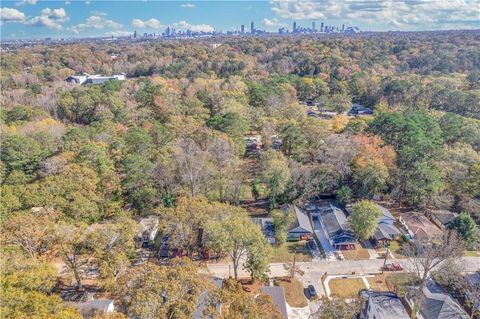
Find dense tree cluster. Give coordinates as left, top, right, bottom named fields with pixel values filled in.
left=1, top=31, right=479, bottom=318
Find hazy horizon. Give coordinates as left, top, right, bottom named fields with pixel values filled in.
left=1, top=0, right=479, bottom=40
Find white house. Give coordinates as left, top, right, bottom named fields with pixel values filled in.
left=66, top=73, right=126, bottom=85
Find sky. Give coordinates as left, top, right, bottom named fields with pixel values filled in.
left=1, top=0, right=479, bottom=39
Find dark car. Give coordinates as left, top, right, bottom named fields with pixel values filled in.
left=307, top=285, right=317, bottom=297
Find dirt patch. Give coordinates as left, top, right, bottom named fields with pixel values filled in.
left=367, top=274, right=391, bottom=291
left=238, top=278, right=265, bottom=295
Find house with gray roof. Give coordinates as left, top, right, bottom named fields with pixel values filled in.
left=261, top=286, right=288, bottom=319
left=427, top=210, right=458, bottom=230
left=360, top=290, right=409, bottom=319
left=193, top=277, right=223, bottom=319
left=372, top=205, right=402, bottom=247
left=407, top=280, right=469, bottom=319
left=378, top=205, right=395, bottom=224
left=287, top=206, right=314, bottom=240
left=315, top=204, right=357, bottom=250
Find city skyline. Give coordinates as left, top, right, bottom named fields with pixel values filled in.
left=1, top=0, right=479, bottom=40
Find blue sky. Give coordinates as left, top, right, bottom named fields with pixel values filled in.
left=1, top=0, right=479, bottom=39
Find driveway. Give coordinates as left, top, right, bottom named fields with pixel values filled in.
left=312, top=218, right=337, bottom=261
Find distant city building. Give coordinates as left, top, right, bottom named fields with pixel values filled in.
left=320, top=22, right=324, bottom=32
left=241, top=24, right=245, bottom=34
left=133, top=30, right=137, bottom=38
left=250, top=21, right=254, bottom=34
left=312, top=21, right=316, bottom=31
left=293, top=21, right=297, bottom=33
left=342, top=24, right=345, bottom=32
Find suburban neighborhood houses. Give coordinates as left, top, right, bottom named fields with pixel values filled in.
left=1, top=7, right=480, bottom=318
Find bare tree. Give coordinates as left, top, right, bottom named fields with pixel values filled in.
left=55, top=222, right=90, bottom=288
left=401, top=230, right=465, bottom=287
left=310, top=296, right=362, bottom=319
left=174, top=138, right=212, bottom=196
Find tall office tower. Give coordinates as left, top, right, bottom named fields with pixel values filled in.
left=342, top=24, right=345, bottom=32
left=312, top=21, right=315, bottom=31
left=320, top=22, right=324, bottom=32
left=133, top=30, right=137, bottom=38
left=166, top=27, right=170, bottom=36
left=293, top=21, right=297, bottom=33
left=250, top=21, right=254, bottom=34
left=241, top=25, right=245, bottom=34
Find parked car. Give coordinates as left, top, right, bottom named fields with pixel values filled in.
left=383, top=262, right=403, bottom=271
left=307, top=285, right=317, bottom=297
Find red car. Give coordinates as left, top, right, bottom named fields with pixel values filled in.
left=383, top=262, right=403, bottom=271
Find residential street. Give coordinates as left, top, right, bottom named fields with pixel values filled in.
left=207, top=256, right=480, bottom=280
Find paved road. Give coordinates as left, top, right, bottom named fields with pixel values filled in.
left=207, top=256, right=480, bottom=279
left=207, top=257, right=479, bottom=319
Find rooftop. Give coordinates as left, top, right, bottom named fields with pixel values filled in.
left=193, top=277, right=223, bottom=319
left=399, top=212, right=441, bottom=241
left=429, top=210, right=458, bottom=226
left=261, top=286, right=288, bottom=319
left=292, top=206, right=314, bottom=233
left=419, top=280, right=469, bottom=319
left=378, top=205, right=395, bottom=222
left=373, top=223, right=402, bottom=241
left=360, top=290, right=409, bottom=319
left=319, top=204, right=349, bottom=236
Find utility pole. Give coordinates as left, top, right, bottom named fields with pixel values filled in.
left=382, top=245, right=390, bottom=274
left=291, top=247, right=297, bottom=279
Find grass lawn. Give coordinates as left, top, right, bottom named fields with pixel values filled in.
left=270, top=241, right=312, bottom=263
left=275, top=277, right=308, bottom=307
left=342, top=246, right=370, bottom=260
left=464, top=250, right=480, bottom=257
left=328, top=278, right=366, bottom=298
left=367, top=274, right=391, bottom=291
left=388, top=240, right=407, bottom=259
left=387, top=273, right=418, bottom=296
